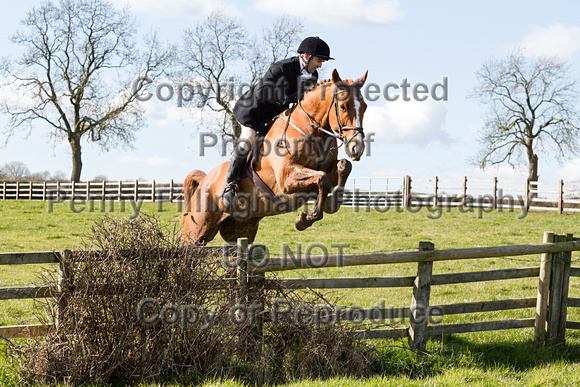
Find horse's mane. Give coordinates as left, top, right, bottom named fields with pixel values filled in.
left=303, top=78, right=333, bottom=97
left=303, top=77, right=357, bottom=98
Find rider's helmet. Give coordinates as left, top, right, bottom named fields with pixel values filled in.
left=297, top=36, right=334, bottom=60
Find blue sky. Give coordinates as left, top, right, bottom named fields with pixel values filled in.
left=1, top=0, right=580, bottom=184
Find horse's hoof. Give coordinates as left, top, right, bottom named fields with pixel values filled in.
left=337, top=158, right=348, bottom=171
left=295, top=212, right=310, bottom=231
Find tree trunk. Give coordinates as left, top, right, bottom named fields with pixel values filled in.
left=69, top=135, right=83, bottom=183
left=527, top=149, right=539, bottom=199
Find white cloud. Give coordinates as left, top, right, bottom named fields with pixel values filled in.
left=560, top=157, right=580, bottom=182
left=118, top=155, right=177, bottom=168
left=520, top=24, right=580, bottom=59
left=123, top=0, right=240, bottom=19
left=253, top=0, right=403, bottom=27
left=364, top=100, right=451, bottom=147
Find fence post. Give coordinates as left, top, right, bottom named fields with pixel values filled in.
left=248, top=244, right=265, bottom=359
left=236, top=238, right=263, bottom=359
left=56, top=180, right=60, bottom=201
left=71, top=180, right=76, bottom=200
left=151, top=180, right=156, bottom=202
left=461, top=176, right=467, bottom=206
left=57, top=250, right=71, bottom=331
left=236, top=238, right=249, bottom=302
left=558, top=180, right=564, bottom=215
left=16, top=181, right=20, bottom=200
left=170, top=179, right=174, bottom=203
left=408, top=241, right=434, bottom=353
left=433, top=176, right=438, bottom=207
left=236, top=238, right=249, bottom=354
left=546, top=233, right=573, bottom=344
left=102, top=181, right=106, bottom=202
left=2, top=181, right=5, bottom=200
left=535, top=231, right=554, bottom=345
left=492, top=177, right=498, bottom=209
left=556, top=233, right=573, bottom=344
left=403, top=176, right=411, bottom=207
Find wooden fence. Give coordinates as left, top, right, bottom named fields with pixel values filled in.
left=404, top=176, right=580, bottom=214
left=2, top=176, right=579, bottom=214
left=344, top=176, right=580, bottom=214
left=1, top=232, right=579, bottom=352
left=0, top=180, right=183, bottom=202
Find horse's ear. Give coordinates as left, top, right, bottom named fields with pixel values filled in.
left=332, top=69, right=342, bottom=84
left=355, top=71, right=368, bottom=87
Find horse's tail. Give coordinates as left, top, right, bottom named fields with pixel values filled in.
left=182, top=170, right=207, bottom=213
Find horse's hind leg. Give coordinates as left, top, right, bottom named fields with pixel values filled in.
left=324, top=158, right=352, bottom=214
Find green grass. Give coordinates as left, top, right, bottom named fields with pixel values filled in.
left=0, top=200, right=579, bottom=386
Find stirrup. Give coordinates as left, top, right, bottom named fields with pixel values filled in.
left=221, top=181, right=239, bottom=211
left=222, top=181, right=239, bottom=197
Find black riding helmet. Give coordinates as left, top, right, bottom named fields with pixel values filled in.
left=297, top=36, right=334, bottom=60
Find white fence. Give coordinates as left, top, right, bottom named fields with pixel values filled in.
left=1, top=176, right=580, bottom=213
left=0, top=180, right=183, bottom=202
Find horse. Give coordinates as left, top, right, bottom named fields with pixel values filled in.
left=181, top=69, right=368, bottom=245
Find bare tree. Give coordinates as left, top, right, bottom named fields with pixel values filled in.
left=176, top=11, right=303, bottom=140
left=0, top=161, right=31, bottom=181
left=248, top=16, right=304, bottom=84
left=1, top=0, right=171, bottom=182
left=470, top=51, right=580, bottom=184
left=177, top=10, right=247, bottom=140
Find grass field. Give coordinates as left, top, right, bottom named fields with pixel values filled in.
left=0, top=200, right=579, bottom=386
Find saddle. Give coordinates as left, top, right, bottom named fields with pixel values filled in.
left=239, top=105, right=309, bottom=212
left=241, top=134, right=289, bottom=211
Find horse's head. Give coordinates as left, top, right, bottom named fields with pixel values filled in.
left=330, top=69, right=368, bottom=161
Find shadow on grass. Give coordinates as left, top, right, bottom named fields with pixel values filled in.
left=436, top=334, right=580, bottom=370
left=360, top=330, right=580, bottom=382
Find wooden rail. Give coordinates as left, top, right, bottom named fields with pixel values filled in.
left=250, top=239, right=580, bottom=273
left=238, top=232, right=580, bottom=350
left=1, top=233, right=578, bottom=353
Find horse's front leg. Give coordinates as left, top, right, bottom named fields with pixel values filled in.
left=324, top=158, right=352, bottom=214
left=282, top=164, right=332, bottom=231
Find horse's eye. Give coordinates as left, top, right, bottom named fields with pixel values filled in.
left=340, top=104, right=347, bottom=111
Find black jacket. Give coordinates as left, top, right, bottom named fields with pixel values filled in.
left=233, top=56, right=318, bottom=133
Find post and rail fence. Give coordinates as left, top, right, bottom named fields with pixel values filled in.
left=0, top=179, right=183, bottom=203
left=1, top=232, right=579, bottom=353
left=1, top=176, right=579, bottom=214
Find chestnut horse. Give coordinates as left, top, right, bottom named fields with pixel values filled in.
left=181, top=69, right=368, bottom=244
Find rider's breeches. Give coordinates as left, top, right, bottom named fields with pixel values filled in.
left=237, top=125, right=256, bottom=153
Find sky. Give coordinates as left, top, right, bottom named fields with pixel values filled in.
left=1, top=0, right=580, bottom=185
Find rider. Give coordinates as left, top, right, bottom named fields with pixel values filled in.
left=221, top=36, right=334, bottom=211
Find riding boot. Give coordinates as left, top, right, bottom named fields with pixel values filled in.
left=221, top=143, right=249, bottom=211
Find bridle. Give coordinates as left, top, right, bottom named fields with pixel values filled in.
left=295, top=88, right=365, bottom=148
